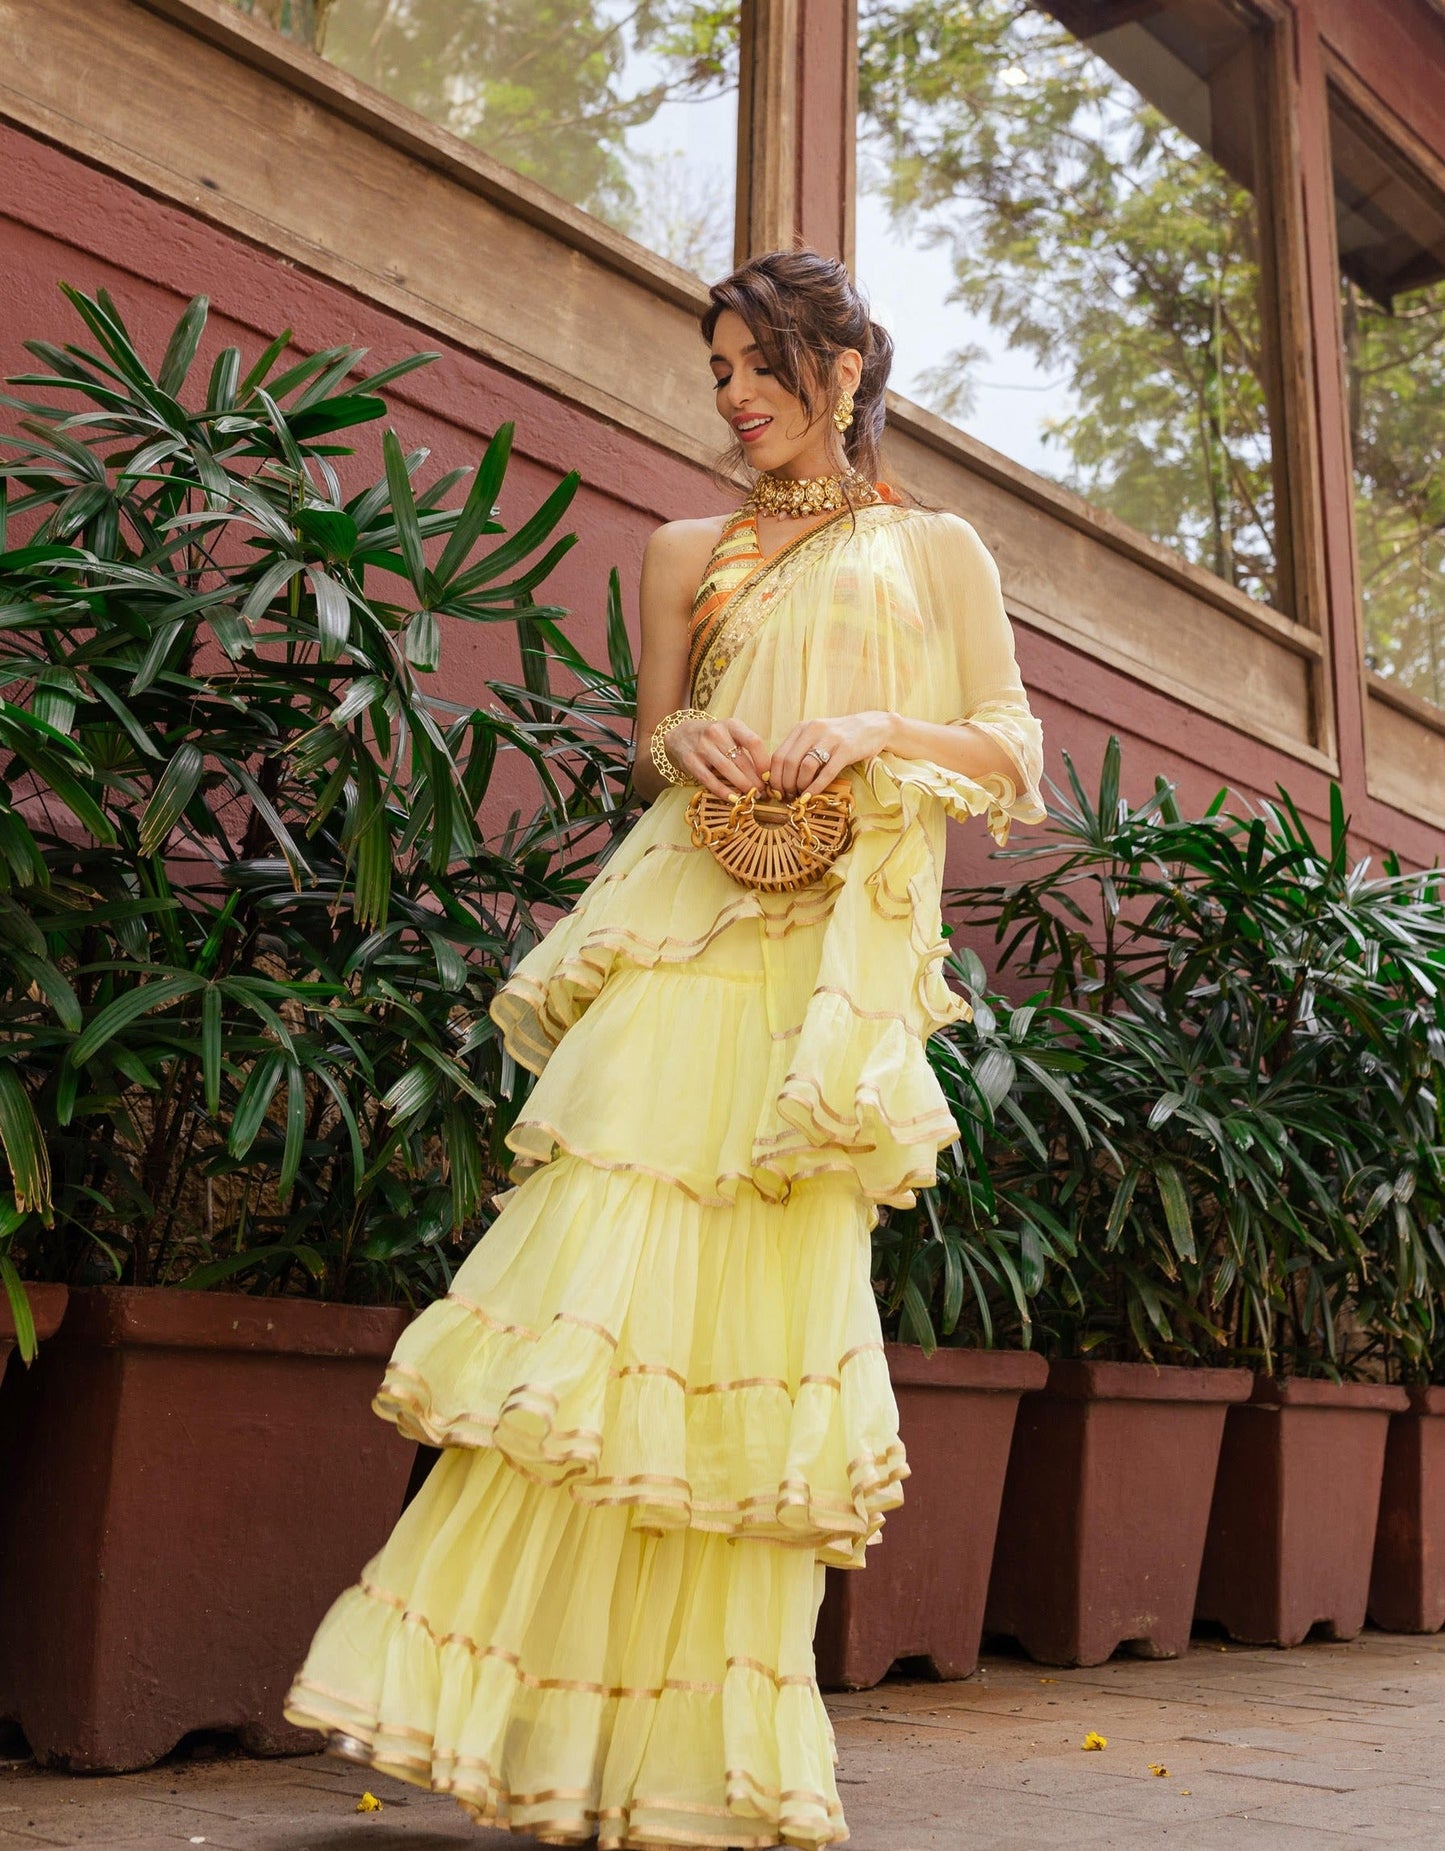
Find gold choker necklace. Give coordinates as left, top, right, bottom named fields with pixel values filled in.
left=744, top=471, right=882, bottom=519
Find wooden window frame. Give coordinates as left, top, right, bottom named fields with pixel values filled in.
left=846, top=2, right=1330, bottom=699
left=838, top=0, right=1334, bottom=771
left=1315, top=52, right=1445, bottom=825
left=736, top=0, right=857, bottom=265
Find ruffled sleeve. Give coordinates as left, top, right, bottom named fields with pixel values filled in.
left=869, top=511, right=1045, bottom=847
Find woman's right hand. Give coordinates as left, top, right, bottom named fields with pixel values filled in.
left=663, top=714, right=770, bottom=797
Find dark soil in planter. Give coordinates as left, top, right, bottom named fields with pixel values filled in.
left=0, top=1283, right=68, bottom=1383
left=985, top=1359, right=1253, bottom=1667
left=1370, top=1389, right=1445, bottom=1634
left=1196, top=1376, right=1408, bottom=1647
left=815, top=1344, right=1046, bottom=1690
left=0, top=1286, right=415, bottom=1771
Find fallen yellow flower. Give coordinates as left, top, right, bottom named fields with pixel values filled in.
left=1082, top=1732, right=1107, bottom=1751
left=1149, top=1763, right=1169, bottom=1778
left=356, top=1792, right=384, bottom=1813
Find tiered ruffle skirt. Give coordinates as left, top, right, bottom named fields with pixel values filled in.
left=286, top=1162, right=891, bottom=1846
left=287, top=782, right=978, bottom=1846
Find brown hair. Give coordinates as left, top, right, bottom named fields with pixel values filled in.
left=701, top=249, right=895, bottom=486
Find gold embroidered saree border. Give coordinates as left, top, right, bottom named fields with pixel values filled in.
left=686, top=508, right=760, bottom=697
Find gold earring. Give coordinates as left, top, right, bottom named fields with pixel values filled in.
left=833, top=390, right=855, bottom=434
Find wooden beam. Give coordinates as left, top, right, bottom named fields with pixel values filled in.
left=1257, top=0, right=1336, bottom=763
left=1302, top=9, right=1445, bottom=832
left=736, top=0, right=800, bottom=260
left=1367, top=685, right=1445, bottom=830
left=795, top=0, right=857, bottom=265
left=1290, top=1, right=1370, bottom=815
left=736, top=0, right=855, bottom=263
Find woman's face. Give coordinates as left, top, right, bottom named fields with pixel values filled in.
left=708, top=308, right=836, bottom=476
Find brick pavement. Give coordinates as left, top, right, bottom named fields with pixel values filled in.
left=4, top=1635, right=1445, bottom=1850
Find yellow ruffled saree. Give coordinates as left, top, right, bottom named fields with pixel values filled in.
left=285, top=500, right=1045, bottom=1847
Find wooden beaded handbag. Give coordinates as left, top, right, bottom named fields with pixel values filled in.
left=684, top=776, right=855, bottom=893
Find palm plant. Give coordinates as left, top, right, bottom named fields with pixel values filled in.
left=0, top=285, right=636, bottom=1309
left=947, top=738, right=1445, bottom=1375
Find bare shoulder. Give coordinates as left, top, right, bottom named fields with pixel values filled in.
left=645, top=513, right=730, bottom=563
left=642, top=513, right=732, bottom=601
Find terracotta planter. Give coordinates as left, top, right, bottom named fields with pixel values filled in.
left=0, top=1282, right=68, bottom=1383
left=984, top=1359, right=1253, bottom=1666
left=1369, top=1389, right=1445, bottom=1634
left=815, top=1344, right=1046, bottom=1689
left=1196, top=1375, right=1408, bottom=1646
left=0, top=1286, right=415, bottom=1771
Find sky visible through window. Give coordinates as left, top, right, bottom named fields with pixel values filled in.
left=856, top=187, right=1080, bottom=479
left=855, top=1, right=1280, bottom=608
left=615, top=31, right=736, bottom=280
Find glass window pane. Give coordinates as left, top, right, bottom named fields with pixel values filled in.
left=1331, top=93, right=1445, bottom=710
left=231, top=1, right=740, bottom=279
left=857, top=0, right=1284, bottom=609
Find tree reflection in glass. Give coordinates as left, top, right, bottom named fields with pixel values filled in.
left=1333, top=94, right=1445, bottom=712
left=857, top=0, right=1283, bottom=610
left=231, top=0, right=740, bottom=279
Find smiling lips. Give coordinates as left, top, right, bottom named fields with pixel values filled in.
left=734, top=415, right=772, bottom=443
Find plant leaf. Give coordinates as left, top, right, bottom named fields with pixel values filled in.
left=0, top=1067, right=50, bottom=1220
left=138, top=742, right=204, bottom=857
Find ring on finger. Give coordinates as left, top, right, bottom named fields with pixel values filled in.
left=806, top=745, right=831, bottom=766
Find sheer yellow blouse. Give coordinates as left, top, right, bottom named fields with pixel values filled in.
left=491, top=501, right=1045, bottom=1211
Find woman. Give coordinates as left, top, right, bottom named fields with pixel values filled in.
left=285, top=249, right=1044, bottom=1848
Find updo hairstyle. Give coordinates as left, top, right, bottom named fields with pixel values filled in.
left=701, top=249, right=895, bottom=485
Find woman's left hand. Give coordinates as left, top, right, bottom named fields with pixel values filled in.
left=769, top=710, right=897, bottom=796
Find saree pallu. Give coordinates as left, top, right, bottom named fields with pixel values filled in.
left=285, top=501, right=1045, bottom=1847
